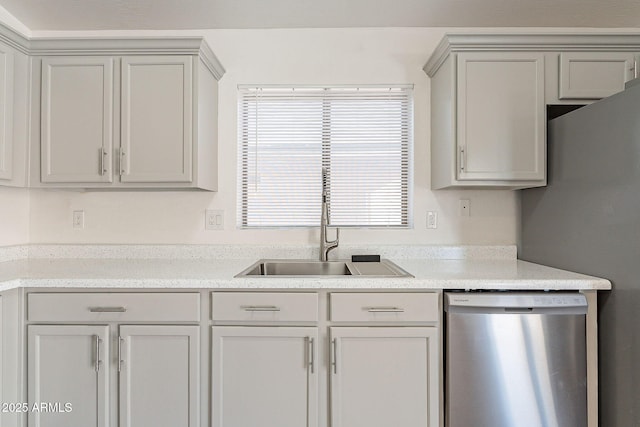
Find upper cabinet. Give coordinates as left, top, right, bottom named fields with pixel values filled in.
left=40, top=56, right=115, bottom=184
left=0, top=28, right=29, bottom=188
left=455, top=52, right=545, bottom=184
left=557, top=52, right=636, bottom=100
left=425, top=34, right=640, bottom=190
left=30, top=37, right=224, bottom=190
left=0, top=40, right=14, bottom=181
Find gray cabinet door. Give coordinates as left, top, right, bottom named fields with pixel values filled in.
left=40, top=56, right=114, bottom=183
left=120, top=56, right=193, bottom=183
left=28, top=325, right=110, bottom=427
left=559, top=52, right=636, bottom=99
left=211, top=326, right=318, bottom=427
left=119, top=325, right=199, bottom=427
left=0, top=41, right=13, bottom=181
left=456, top=52, right=545, bottom=182
left=330, top=327, right=439, bottom=427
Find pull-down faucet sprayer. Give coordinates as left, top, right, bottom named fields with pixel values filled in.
left=320, top=168, right=339, bottom=261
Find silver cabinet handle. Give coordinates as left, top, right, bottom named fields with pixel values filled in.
left=89, top=307, right=127, bottom=313
left=99, top=148, right=108, bottom=176
left=241, top=305, right=281, bottom=312
left=119, top=149, right=126, bottom=175
left=459, top=146, right=466, bottom=172
left=365, top=307, right=405, bottom=313
left=118, top=336, right=124, bottom=372
left=308, top=337, right=315, bottom=374
left=94, top=335, right=102, bottom=372
left=331, top=338, right=338, bottom=374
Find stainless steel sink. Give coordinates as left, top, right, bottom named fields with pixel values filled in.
left=236, top=259, right=413, bottom=278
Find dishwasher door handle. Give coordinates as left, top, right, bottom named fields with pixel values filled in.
left=504, top=307, right=534, bottom=313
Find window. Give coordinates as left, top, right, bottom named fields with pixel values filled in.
left=238, top=85, right=413, bottom=228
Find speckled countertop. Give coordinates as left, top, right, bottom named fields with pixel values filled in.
left=0, top=256, right=611, bottom=292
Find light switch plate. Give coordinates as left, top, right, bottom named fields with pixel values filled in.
left=206, top=210, right=224, bottom=230
left=427, top=211, right=438, bottom=229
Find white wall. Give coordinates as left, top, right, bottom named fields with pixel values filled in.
left=26, top=28, right=518, bottom=245
left=0, top=187, right=29, bottom=245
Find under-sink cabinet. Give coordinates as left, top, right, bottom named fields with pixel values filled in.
left=210, top=291, right=441, bottom=427
left=211, top=292, right=319, bottom=427
left=29, top=38, right=224, bottom=190
left=26, top=292, right=201, bottom=427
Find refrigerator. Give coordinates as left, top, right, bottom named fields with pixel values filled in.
left=519, top=81, right=640, bottom=426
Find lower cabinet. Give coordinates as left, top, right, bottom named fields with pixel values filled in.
left=211, top=291, right=441, bottom=427
left=28, top=325, right=110, bottom=427
left=119, top=325, right=200, bottom=427
left=330, top=327, right=439, bottom=427
left=26, top=290, right=441, bottom=427
left=28, top=324, right=200, bottom=427
left=211, top=327, right=318, bottom=427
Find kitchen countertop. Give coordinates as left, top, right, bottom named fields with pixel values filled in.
left=0, top=257, right=611, bottom=291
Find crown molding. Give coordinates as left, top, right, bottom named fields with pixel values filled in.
left=198, top=39, right=226, bottom=80
left=0, top=21, right=225, bottom=80
left=0, top=21, right=30, bottom=54
left=424, top=33, right=640, bottom=76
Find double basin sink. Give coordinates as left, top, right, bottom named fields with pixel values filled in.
left=236, top=259, right=413, bottom=278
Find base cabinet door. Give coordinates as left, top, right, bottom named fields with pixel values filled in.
left=330, top=327, right=439, bottom=427
left=118, top=325, right=199, bottom=427
left=211, top=326, right=318, bottom=427
left=27, top=325, right=109, bottom=427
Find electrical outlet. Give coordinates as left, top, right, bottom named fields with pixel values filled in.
left=459, top=199, right=470, bottom=217
left=72, top=210, right=85, bottom=229
left=427, top=211, right=438, bottom=229
left=205, top=210, right=224, bottom=230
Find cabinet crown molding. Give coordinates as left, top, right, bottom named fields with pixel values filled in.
left=424, top=33, right=640, bottom=76
left=0, top=21, right=225, bottom=79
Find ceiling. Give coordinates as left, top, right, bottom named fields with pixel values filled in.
left=1, top=0, right=639, bottom=31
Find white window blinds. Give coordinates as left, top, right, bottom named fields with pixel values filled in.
left=238, top=85, right=413, bottom=228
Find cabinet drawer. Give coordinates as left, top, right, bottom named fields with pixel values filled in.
left=212, top=292, right=318, bottom=322
left=330, top=292, right=439, bottom=322
left=28, top=293, right=200, bottom=322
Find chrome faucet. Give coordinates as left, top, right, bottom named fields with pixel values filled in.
left=320, top=168, right=339, bottom=261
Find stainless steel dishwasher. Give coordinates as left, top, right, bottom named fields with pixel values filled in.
left=445, top=292, right=588, bottom=427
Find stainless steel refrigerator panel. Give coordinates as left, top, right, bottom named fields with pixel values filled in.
left=446, top=312, right=587, bottom=427
left=520, top=83, right=640, bottom=425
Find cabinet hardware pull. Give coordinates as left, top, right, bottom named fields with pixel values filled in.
left=308, top=337, right=315, bottom=374
left=459, top=147, right=466, bottom=172
left=94, top=335, right=102, bottom=372
left=241, top=305, right=281, bottom=312
left=118, top=336, right=124, bottom=372
left=89, top=307, right=127, bottom=313
left=99, top=149, right=108, bottom=176
left=365, top=306, right=405, bottom=313
left=331, top=338, right=338, bottom=374
left=119, top=149, right=126, bottom=175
